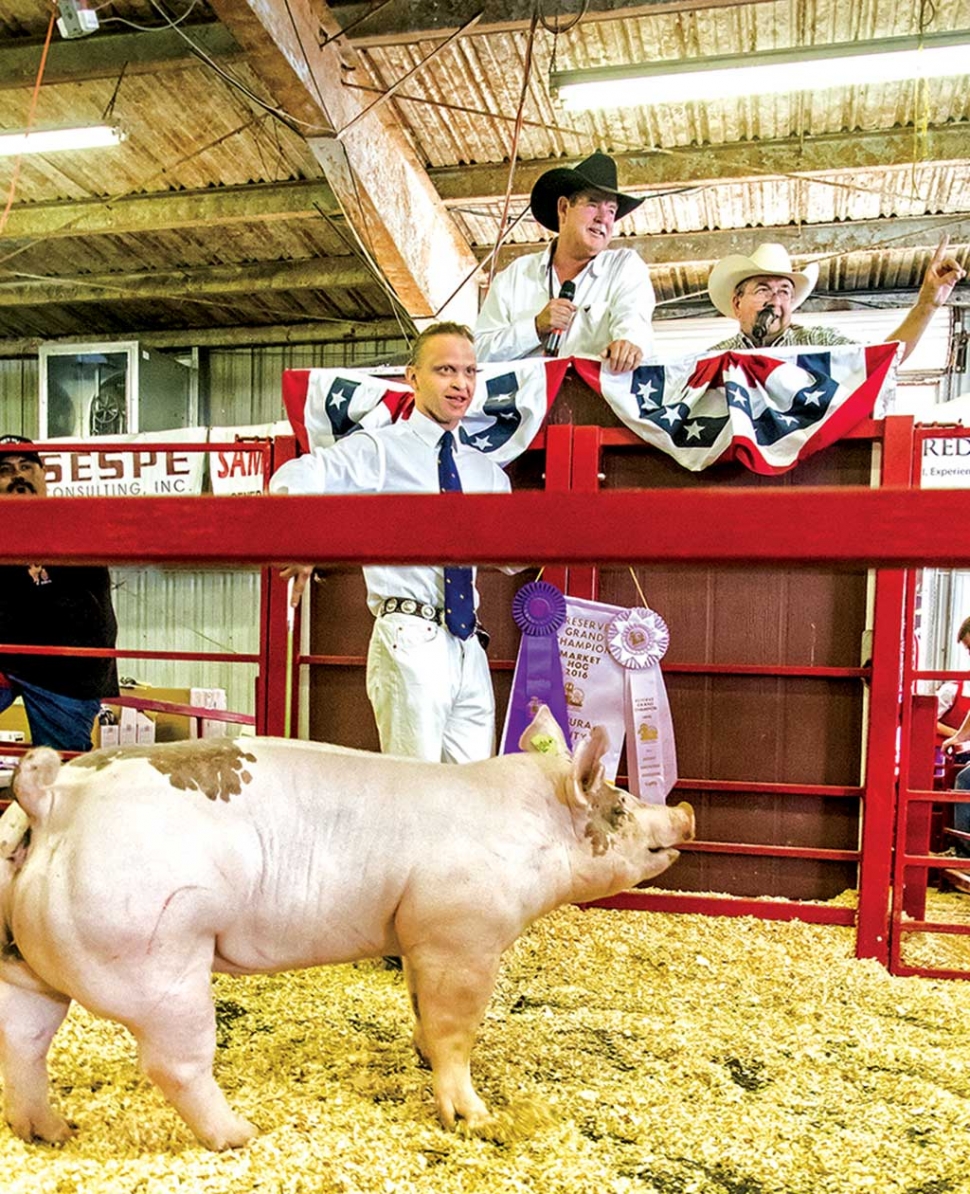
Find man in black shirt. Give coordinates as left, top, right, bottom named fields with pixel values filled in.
left=0, top=435, right=118, bottom=751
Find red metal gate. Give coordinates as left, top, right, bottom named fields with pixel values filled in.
left=890, top=423, right=970, bottom=979
left=279, top=377, right=926, bottom=971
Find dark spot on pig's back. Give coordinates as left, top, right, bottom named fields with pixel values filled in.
left=70, top=739, right=257, bottom=803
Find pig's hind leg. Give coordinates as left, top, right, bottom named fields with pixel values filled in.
left=0, top=969, right=74, bottom=1143
left=404, top=945, right=501, bottom=1130
left=124, top=963, right=257, bottom=1151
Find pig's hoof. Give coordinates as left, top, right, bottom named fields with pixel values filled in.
left=411, top=1035, right=431, bottom=1069
left=199, top=1114, right=258, bottom=1151
left=10, top=1110, right=76, bottom=1145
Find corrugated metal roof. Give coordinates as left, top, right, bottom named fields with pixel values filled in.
left=0, top=0, right=966, bottom=339
left=361, top=1, right=970, bottom=166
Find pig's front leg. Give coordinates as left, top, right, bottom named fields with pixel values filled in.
left=404, top=946, right=501, bottom=1130
left=0, top=972, right=74, bottom=1144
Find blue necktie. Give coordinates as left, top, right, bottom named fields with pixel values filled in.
left=437, top=431, right=475, bottom=640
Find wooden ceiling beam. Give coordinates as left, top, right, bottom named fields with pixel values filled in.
left=329, top=0, right=774, bottom=46
left=4, top=213, right=966, bottom=311
left=488, top=214, right=970, bottom=270
left=207, top=0, right=480, bottom=320
left=0, top=22, right=241, bottom=90
left=2, top=181, right=341, bottom=241
left=0, top=318, right=405, bottom=357
left=0, top=257, right=373, bottom=307
left=5, top=126, right=965, bottom=247
left=432, top=125, right=970, bottom=203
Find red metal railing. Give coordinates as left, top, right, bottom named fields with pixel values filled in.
left=8, top=417, right=970, bottom=972
left=889, top=423, right=970, bottom=978
left=0, top=438, right=277, bottom=754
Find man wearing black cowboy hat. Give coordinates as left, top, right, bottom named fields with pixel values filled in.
left=0, top=435, right=118, bottom=752
left=475, top=151, right=654, bottom=372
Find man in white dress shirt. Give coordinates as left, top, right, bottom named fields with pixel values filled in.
left=270, top=323, right=510, bottom=764
left=475, top=151, right=655, bottom=372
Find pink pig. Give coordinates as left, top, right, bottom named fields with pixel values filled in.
left=0, top=706, right=692, bottom=1150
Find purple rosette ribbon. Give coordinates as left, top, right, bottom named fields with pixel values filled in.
left=501, top=582, right=572, bottom=753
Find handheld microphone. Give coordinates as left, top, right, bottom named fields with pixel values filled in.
left=545, top=279, right=576, bottom=355
left=751, top=303, right=779, bottom=346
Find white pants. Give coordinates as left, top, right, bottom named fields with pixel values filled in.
left=365, top=613, right=495, bottom=763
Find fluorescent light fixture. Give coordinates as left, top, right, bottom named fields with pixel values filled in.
left=0, top=125, right=125, bottom=157
left=553, top=30, right=970, bottom=109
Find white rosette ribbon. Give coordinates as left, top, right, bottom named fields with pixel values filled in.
left=605, top=607, right=678, bottom=804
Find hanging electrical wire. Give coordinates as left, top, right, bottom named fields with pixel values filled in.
left=536, top=0, right=589, bottom=36
left=130, top=0, right=330, bottom=135
left=0, top=7, right=57, bottom=238
left=486, top=5, right=542, bottom=290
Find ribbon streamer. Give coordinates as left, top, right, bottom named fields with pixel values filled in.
left=605, top=606, right=678, bottom=804
left=501, top=581, right=572, bottom=752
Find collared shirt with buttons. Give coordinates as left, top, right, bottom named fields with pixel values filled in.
left=711, top=324, right=856, bottom=352
left=474, top=243, right=656, bottom=363
left=269, top=408, right=511, bottom=616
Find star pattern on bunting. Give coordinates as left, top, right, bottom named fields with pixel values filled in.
left=460, top=370, right=525, bottom=455
left=629, top=365, right=667, bottom=416
left=325, top=377, right=361, bottom=438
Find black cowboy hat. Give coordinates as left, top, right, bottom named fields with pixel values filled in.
left=529, top=151, right=644, bottom=233
left=0, top=434, right=43, bottom=467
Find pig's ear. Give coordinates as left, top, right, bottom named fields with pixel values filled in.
left=567, top=725, right=609, bottom=810
left=519, top=704, right=570, bottom=757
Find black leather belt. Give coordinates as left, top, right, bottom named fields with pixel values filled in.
left=379, top=597, right=444, bottom=625
left=378, top=596, right=489, bottom=650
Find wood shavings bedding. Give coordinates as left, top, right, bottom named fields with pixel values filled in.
left=3, top=895, right=969, bottom=1194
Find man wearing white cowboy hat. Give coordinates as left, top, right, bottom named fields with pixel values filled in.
left=475, top=151, right=655, bottom=373
left=708, top=237, right=965, bottom=357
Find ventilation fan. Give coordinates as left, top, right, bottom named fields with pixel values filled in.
left=88, top=369, right=127, bottom=436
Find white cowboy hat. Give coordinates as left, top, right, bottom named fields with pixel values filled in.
left=707, top=243, right=820, bottom=318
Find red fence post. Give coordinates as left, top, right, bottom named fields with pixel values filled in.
left=855, top=415, right=914, bottom=962
left=568, top=425, right=603, bottom=601
left=541, top=423, right=573, bottom=595
left=902, top=695, right=938, bottom=920
left=257, top=436, right=298, bottom=737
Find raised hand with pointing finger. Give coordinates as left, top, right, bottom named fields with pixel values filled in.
left=916, top=234, right=967, bottom=309
left=887, top=233, right=966, bottom=361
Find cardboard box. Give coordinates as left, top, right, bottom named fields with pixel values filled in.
left=190, top=687, right=228, bottom=739
left=100, top=685, right=230, bottom=745
left=0, top=684, right=229, bottom=748
left=0, top=702, right=30, bottom=743
left=101, top=705, right=155, bottom=748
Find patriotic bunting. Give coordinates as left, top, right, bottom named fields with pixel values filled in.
left=282, top=343, right=898, bottom=475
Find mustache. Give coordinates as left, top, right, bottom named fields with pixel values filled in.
left=4, top=478, right=38, bottom=494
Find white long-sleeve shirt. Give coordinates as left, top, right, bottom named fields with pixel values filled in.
left=269, top=408, right=511, bottom=616
left=474, top=243, right=656, bottom=363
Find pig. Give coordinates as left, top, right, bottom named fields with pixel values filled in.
left=0, top=706, right=692, bottom=1151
